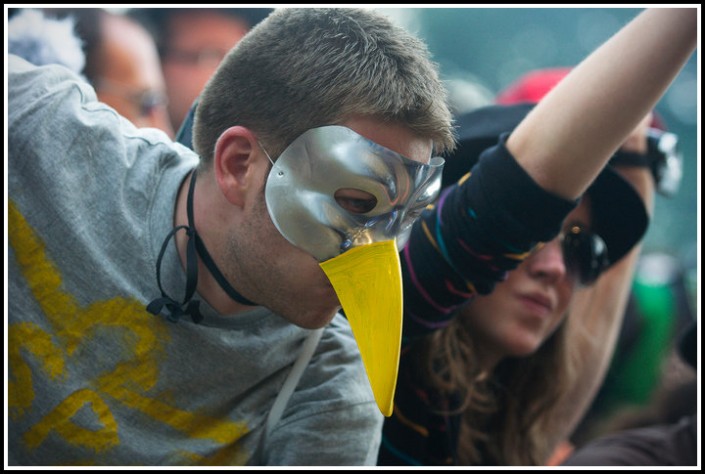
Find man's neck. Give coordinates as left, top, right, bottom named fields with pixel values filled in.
left=173, top=170, right=253, bottom=316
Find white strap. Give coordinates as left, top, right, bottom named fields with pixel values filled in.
left=262, top=327, right=324, bottom=444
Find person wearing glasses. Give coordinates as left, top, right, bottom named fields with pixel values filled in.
left=377, top=13, right=693, bottom=466
left=128, top=8, right=272, bottom=134
left=378, top=103, right=654, bottom=466
left=8, top=8, right=173, bottom=136
left=492, top=68, right=689, bottom=464
left=31, top=8, right=175, bottom=136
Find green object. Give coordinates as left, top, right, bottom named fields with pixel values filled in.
left=601, top=276, right=676, bottom=411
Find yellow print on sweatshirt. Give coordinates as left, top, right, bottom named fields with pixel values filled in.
left=8, top=200, right=249, bottom=465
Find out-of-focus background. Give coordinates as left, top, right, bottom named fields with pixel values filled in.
left=377, top=7, right=697, bottom=263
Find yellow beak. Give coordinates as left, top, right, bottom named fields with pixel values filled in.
left=319, top=239, right=402, bottom=417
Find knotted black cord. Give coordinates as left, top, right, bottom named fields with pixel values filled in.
left=189, top=170, right=257, bottom=306
left=147, top=169, right=255, bottom=323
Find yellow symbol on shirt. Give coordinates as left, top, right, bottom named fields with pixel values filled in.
left=8, top=200, right=249, bottom=465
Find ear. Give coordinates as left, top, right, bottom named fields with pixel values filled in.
left=213, top=126, right=260, bottom=207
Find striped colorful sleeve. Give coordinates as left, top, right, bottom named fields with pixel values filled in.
left=401, top=136, right=577, bottom=339
left=377, top=345, right=457, bottom=466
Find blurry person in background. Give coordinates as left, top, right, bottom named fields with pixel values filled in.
left=39, top=8, right=174, bottom=136
left=128, top=8, right=272, bottom=132
left=562, top=319, right=697, bottom=466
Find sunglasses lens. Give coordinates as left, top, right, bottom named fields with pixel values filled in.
left=562, top=226, right=609, bottom=285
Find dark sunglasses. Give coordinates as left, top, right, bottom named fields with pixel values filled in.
left=560, top=224, right=610, bottom=286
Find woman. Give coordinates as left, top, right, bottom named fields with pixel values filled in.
left=379, top=7, right=695, bottom=462
left=378, top=9, right=697, bottom=465
left=395, top=200, right=596, bottom=465
left=379, top=103, right=651, bottom=465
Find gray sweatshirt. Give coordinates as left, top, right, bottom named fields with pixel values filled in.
left=7, top=55, right=382, bottom=466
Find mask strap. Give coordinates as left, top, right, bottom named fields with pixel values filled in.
left=147, top=169, right=255, bottom=323
left=259, top=141, right=276, bottom=166
left=189, top=169, right=257, bottom=306
left=147, top=193, right=203, bottom=323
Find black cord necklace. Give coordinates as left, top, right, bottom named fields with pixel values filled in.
left=147, top=169, right=256, bottom=323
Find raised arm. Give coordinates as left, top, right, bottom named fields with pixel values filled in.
left=541, top=114, right=658, bottom=462
left=508, top=8, right=697, bottom=200
left=401, top=8, right=697, bottom=336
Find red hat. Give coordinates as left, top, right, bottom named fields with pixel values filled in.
left=497, top=67, right=667, bottom=130
left=496, top=67, right=572, bottom=105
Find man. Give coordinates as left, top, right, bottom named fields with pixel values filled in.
left=8, top=8, right=453, bottom=465
left=128, top=8, right=272, bottom=132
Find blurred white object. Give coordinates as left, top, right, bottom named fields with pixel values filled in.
left=8, top=8, right=86, bottom=78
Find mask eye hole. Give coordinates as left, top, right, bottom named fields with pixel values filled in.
left=334, top=188, right=377, bottom=214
